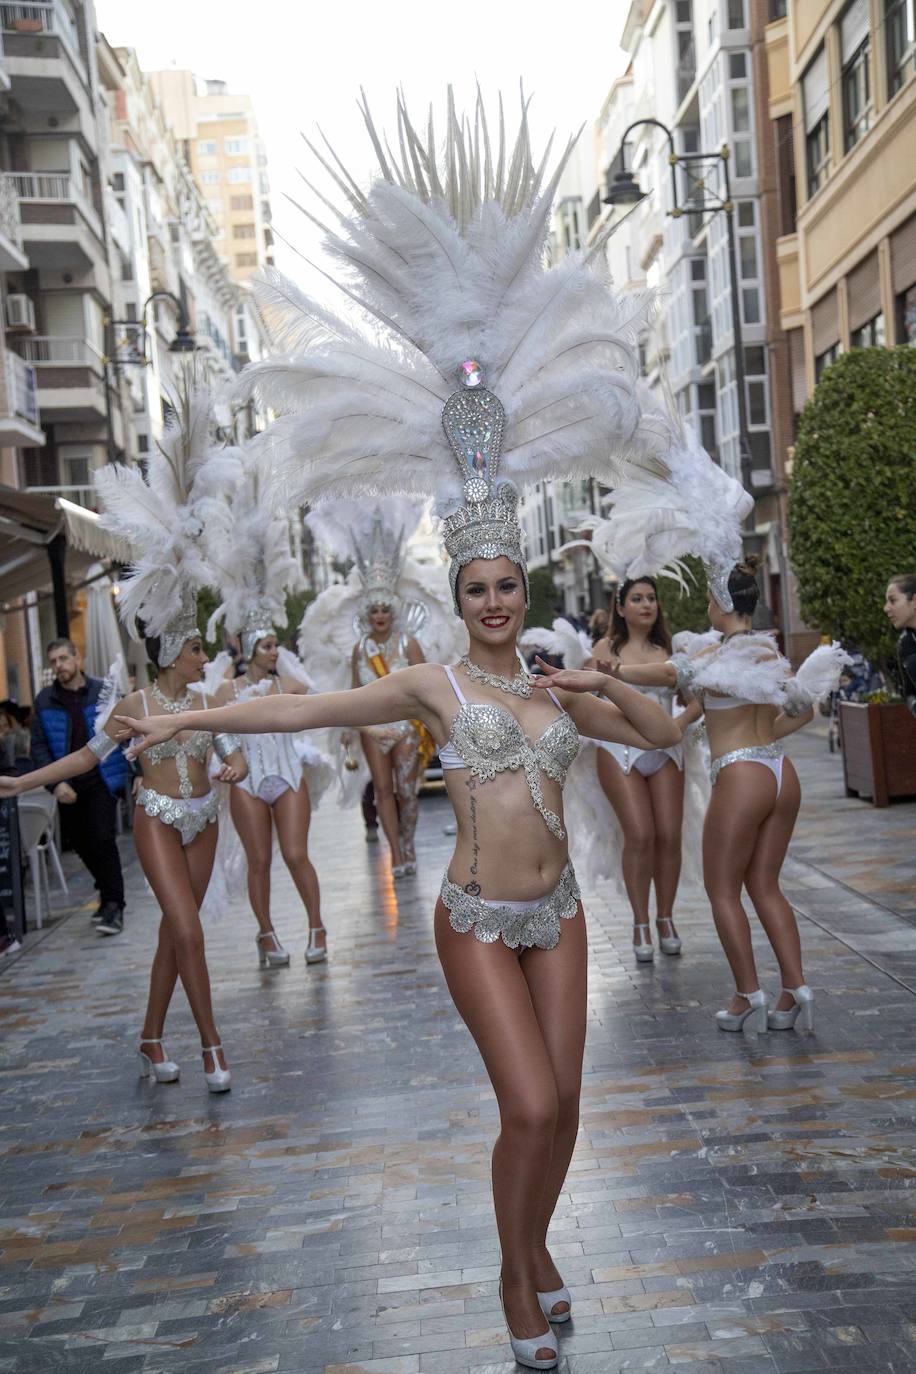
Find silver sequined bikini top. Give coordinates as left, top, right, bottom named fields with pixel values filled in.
left=440, top=665, right=580, bottom=839
left=138, top=688, right=213, bottom=799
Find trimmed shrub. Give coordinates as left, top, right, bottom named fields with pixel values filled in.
left=788, top=347, right=916, bottom=664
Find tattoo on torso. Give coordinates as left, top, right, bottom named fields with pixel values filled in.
left=464, top=777, right=481, bottom=896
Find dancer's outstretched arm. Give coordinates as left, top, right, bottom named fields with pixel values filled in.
left=531, top=659, right=680, bottom=748
left=772, top=705, right=814, bottom=738
left=118, top=667, right=431, bottom=759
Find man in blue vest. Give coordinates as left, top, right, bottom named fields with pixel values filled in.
left=30, top=639, right=127, bottom=935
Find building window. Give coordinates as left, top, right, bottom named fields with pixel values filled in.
left=233, top=223, right=256, bottom=239
left=230, top=194, right=254, bottom=211
left=201, top=170, right=220, bottom=184
left=225, top=137, right=249, bottom=156
left=731, top=86, right=750, bottom=131
left=733, top=140, right=753, bottom=176
left=227, top=167, right=252, bottom=184
left=747, top=379, right=767, bottom=425
left=739, top=235, right=757, bottom=278
left=898, top=284, right=916, bottom=343
left=197, top=140, right=217, bottom=157
left=728, top=0, right=746, bottom=27
left=850, top=313, right=886, bottom=346
left=803, top=48, right=831, bottom=196
left=770, top=0, right=787, bottom=16
left=815, top=342, right=840, bottom=378
left=737, top=200, right=755, bottom=228
left=885, top=0, right=916, bottom=95
left=742, top=287, right=761, bottom=323
left=745, top=345, right=766, bottom=374
left=840, top=0, right=872, bottom=151
left=235, top=252, right=258, bottom=267
left=729, top=52, right=747, bottom=78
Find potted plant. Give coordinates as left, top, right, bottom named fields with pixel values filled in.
left=788, top=346, right=916, bottom=806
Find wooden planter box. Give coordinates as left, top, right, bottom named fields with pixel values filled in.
left=839, top=701, right=916, bottom=805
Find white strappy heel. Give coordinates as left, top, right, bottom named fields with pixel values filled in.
left=768, top=984, right=814, bottom=1033
left=537, top=1285, right=572, bottom=1324
left=656, top=917, right=682, bottom=955
left=305, top=927, right=327, bottom=964
left=201, top=1045, right=231, bottom=1093
left=499, top=1281, right=558, bottom=1370
left=716, top=988, right=767, bottom=1035
left=138, top=1038, right=179, bottom=1083
left=633, top=922, right=654, bottom=963
left=256, top=930, right=290, bottom=968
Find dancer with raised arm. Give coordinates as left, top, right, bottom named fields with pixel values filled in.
left=205, top=445, right=334, bottom=967
left=0, top=379, right=248, bottom=1092
left=117, top=94, right=753, bottom=1369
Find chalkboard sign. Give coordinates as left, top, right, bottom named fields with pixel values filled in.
left=0, top=797, right=25, bottom=942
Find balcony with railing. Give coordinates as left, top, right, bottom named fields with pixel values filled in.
left=12, top=335, right=106, bottom=422
left=0, top=347, right=43, bottom=446
left=3, top=168, right=104, bottom=271
left=0, top=2, right=86, bottom=113
left=22, top=482, right=94, bottom=508
left=0, top=168, right=26, bottom=270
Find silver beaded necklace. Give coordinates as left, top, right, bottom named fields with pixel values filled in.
left=459, top=655, right=532, bottom=698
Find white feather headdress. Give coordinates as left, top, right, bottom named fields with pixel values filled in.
left=95, top=370, right=240, bottom=666
left=205, top=439, right=303, bottom=657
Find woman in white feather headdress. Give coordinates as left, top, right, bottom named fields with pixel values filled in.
left=205, top=442, right=335, bottom=969
left=0, top=374, right=248, bottom=1094
left=116, top=90, right=751, bottom=1370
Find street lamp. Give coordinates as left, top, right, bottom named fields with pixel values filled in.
left=104, top=291, right=197, bottom=462
left=603, top=119, right=755, bottom=531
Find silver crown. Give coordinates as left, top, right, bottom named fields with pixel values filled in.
left=704, top=562, right=734, bottom=613
left=158, top=587, right=199, bottom=668
left=353, top=515, right=407, bottom=611
left=240, top=598, right=277, bottom=659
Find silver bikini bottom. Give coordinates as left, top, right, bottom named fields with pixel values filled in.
left=709, top=743, right=784, bottom=792
left=137, top=787, right=219, bottom=845
left=440, top=861, right=580, bottom=951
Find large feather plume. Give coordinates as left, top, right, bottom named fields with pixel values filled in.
left=205, top=439, right=302, bottom=640
left=237, top=89, right=679, bottom=516
left=95, top=369, right=240, bottom=641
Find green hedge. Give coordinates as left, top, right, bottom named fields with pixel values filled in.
left=656, top=556, right=711, bottom=636
left=525, top=565, right=558, bottom=630
left=788, top=347, right=916, bottom=664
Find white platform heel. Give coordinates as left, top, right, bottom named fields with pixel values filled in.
left=633, top=921, right=654, bottom=963
left=499, top=1282, right=558, bottom=1370
left=768, top=984, right=815, bottom=1033
left=305, top=927, right=327, bottom=964
left=716, top=988, right=768, bottom=1035
left=656, top=917, right=682, bottom=956
left=256, top=930, right=290, bottom=968
left=138, top=1039, right=179, bottom=1084
left=201, top=1045, right=231, bottom=1093
left=537, top=1285, right=572, bottom=1324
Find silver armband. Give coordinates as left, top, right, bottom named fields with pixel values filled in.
left=782, top=681, right=811, bottom=718
left=669, top=654, right=696, bottom=697
left=87, top=730, right=118, bottom=760
left=213, top=732, right=242, bottom=761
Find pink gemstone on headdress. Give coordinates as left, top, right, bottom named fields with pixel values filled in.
left=473, top=449, right=485, bottom=473
left=459, top=359, right=483, bottom=388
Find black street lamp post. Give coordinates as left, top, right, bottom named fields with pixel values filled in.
left=104, top=290, right=196, bottom=463
left=603, top=119, right=756, bottom=530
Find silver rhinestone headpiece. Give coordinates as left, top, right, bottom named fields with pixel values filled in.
left=240, top=598, right=277, bottom=659
left=440, top=361, right=528, bottom=615
left=705, top=562, right=734, bottom=613
left=354, top=515, right=407, bottom=614
left=157, top=587, right=199, bottom=668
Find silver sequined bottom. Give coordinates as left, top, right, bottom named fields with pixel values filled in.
left=709, top=742, right=783, bottom=786
left=137, top=787, right=219, bottom=846
left=440, top=862, right=580, bottom=951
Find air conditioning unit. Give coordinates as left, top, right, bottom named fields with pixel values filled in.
left=6, top=294, right=36, bottom=332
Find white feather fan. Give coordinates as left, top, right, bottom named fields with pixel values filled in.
left=519, top=618, right=592, bottom=669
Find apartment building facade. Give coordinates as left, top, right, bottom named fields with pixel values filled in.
left=764, top=0, right=916, bottom=390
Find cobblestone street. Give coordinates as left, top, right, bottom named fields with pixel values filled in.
left=1, top=725, right=915, bottom=1374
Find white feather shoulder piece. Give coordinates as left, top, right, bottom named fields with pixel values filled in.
left=688, top=631, right=790, bottom=706
left=519, top=618, right=592, bottom=669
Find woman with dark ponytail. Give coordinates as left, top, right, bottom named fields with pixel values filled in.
left=610, top=557, right=849, bottom=1034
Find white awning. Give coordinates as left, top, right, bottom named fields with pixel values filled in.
left=55, top=498, right=132, bottom=563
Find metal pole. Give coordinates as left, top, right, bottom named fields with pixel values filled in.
left=46, top=532, right=69, bottom=638
left=720, top=151, right=755, bottom=529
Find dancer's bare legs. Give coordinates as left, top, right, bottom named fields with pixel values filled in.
left=230, top=785, right=275, bottom=942
left=136, top=814, right=226, bottom=1072
left=703, top=760, right=804, bottom=1015
left=273, top=781, right=324, bottom=950
left=435, top=901, right=587, bottom=1355
left=360, top=731, right=403, bottom=867
left=391, top=733, right=421, bottom=866
left=597, top=751, right=655, bottom=950
left=646, top=761, right=684, bottom=940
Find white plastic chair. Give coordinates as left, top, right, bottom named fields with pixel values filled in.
left=17, top=791, right=68, bottom=929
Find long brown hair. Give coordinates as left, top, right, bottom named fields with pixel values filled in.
left=609, top=577, right=672, bottom=654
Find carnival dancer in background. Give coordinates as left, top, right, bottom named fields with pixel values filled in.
left=300, top=499, right=461, bottom=880
left=205, top=444, right=334, bottom=966
left=0, top=377, right=247, bottom=1092
left=116, top=92, right=757, bottom=1371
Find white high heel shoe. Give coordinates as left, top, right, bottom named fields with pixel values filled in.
left=633, top=921, right=654, bottom=963
left=201, top=1045, right=231, bottom=1093
left=305, top=927, right=327, bottom=964
left=537, top=1285, right=572, bottom=1324
left=768, top=984, right=814, bottom=1033
left=256, top=930, right=290, bottom=968
left=716, top=988, right=768, bottom=1035
left=499, top=1281, right=558, bottom=1370
left=656, top=917, right=682, bottom=956
left=138, top=1038, right=179, bottom=1083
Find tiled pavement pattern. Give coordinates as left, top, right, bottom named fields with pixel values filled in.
left=1, top=724, right=915, bottom=1374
